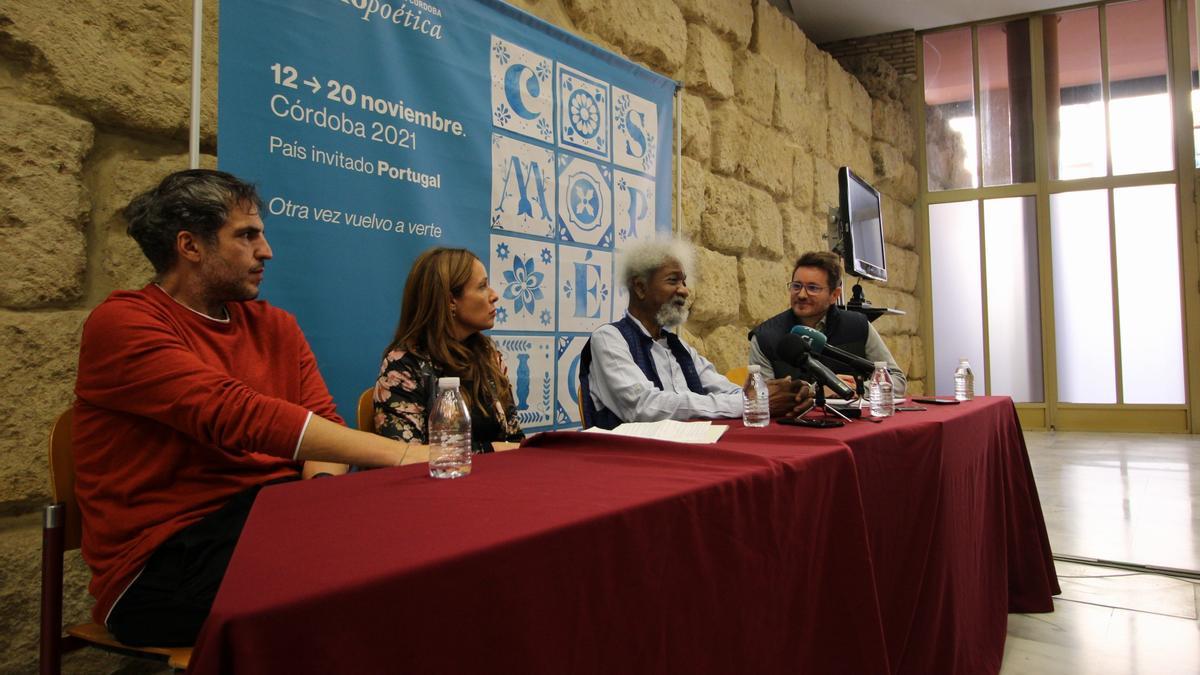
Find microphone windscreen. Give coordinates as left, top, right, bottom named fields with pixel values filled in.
left=777, top=333, right=811, bottom=365
left=789, top=325, right=828, bottom=354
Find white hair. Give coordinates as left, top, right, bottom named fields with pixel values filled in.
left=618, top=238, right=695, bottom=290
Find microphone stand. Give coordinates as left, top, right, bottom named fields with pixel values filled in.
left=802, top=356, right=849, bottom=427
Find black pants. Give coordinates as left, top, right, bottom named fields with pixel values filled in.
left=106, top=476, right=296, bottom=646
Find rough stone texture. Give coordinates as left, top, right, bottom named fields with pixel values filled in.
left=776, top=80, right=825, bottom=154
left=872, top=141, right=907, bottom=189
left=689, top=246, right=739, bottom=324
left=678, top=324, right=706, bottom=359
left=848, top=132, right=876, bottom=183
left=679, top=156, right=706, bottom=243
left=753, top=2, right=808, bottom=75
left=839, top=54, right=903, bottom=102
left=791, top=152, right=814, bottom=211
left=805, top=42, right=830, bottom=103
left=734, top=51, right=776, bottom=125
left=812, top=157, right=840, bottom=216
left=885, top=333, right=912, bottom=375
left=780, top=202, right=825, bottom=259
left=0, top=2, right=926, bottom=664
left=746, top=188, right=784, bottom=259
left=886, top=244, right=920, bottom=293
left=709, top=102, right=743, bottom=176
left=827, top=115, right=857, bottom=172
left=0, top=309, right=88, bottom=506
left=0, top=98, right=94, bottom=308
left=564, top=0, right=687, bottom=73
left=877, top=160, right=919, bottom=205
left=673, top=0, right=754, bottom=49
left=873, top=98, right=915, bottom=159
left=701, top=172, right=751, bottom=255
left=869, top=286, right=920, bottom=336
left=910, top=336, right=927, bottom=380
left=701, top=323, right=749, bottom=375
left=685, top=23, right=735, bottom=101
left=739, top=257, right=787, bottom=324
left=906, top=379, right=926, bottom=397
left=739, top=122, right=793, bottom=198
left=680, top=92, right=711, bottom=162
left=0, top=515, right=119, bottom=674
left=883, top=195, right=916, bottom=249
left=0, top=0, right=218, bottom=144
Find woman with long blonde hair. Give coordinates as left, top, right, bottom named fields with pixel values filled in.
left=374, top=247, right=523, bottom=452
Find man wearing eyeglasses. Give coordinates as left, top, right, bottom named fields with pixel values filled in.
left=748, top=251, right=906, bottom=395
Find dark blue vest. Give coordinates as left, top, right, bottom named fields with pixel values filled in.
left=579, top=315, right=705, bottom=429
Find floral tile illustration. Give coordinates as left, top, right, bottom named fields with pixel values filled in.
left=490, top=235, right=556, bottom=332
left=557, top=64, right=610, bottom=161
left=491, top=36, right=555, bottom=144
left=554, top=335, right=588, bottom=427
left=556, top=245, right=612, bottom=333
left=493, top=335, right=555, bottom=431
left=491, top=133, right=556, bottom=238
left=611, top=86, right=657, bottom=175
left=556, top=154, right=613, bottom=247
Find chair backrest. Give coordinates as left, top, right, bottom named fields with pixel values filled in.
left=725, top=366, right=748, bottom=388
left=357, top=387, right=375, bottom=433
left=576, top=385, right=585, bottom=429
left=48, top=407, right=82, bottom=550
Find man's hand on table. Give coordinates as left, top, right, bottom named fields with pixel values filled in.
left=767, top=377, right=815, bottom=418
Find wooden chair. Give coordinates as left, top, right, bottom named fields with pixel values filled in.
left=357, top=386, right=376, bottom=433
left=40, top=408, right=192, bottom=674
left=725, top=366, right=748, bottom=387
left=576, top=385, right=586, bottom=429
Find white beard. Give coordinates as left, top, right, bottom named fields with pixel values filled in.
left=655, top=299, right=688, bottom=329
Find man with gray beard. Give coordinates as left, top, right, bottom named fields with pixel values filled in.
left=580, top=239, right=811, bottom=429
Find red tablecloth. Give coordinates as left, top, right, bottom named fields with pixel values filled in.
left=187, top=396, right=1056, bottom=675
left=713, top=396, right=1059, bottom=674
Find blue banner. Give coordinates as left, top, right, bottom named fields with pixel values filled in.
left=219, top=0, right=676, bottom=430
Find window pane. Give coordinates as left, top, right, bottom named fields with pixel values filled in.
left=979, top=21, right=1036, bottom=186
left=984, top=197, right=1043, bottom=402
left=1190, top=0, right=1199, bottom=167
left=924, top=28, right=978, bottom=190
left=1107, top=0, right=1173, bottom=175
left=929, top=202, right=987, bottom=395
left=1113, top=184, right=1185, bottom=403
left=1050, top=190, right=1116, bottom=403
left=1045, top=7, right=1107, bottom=180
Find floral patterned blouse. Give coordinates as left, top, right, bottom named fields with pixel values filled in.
left=373, top=347, right=524, bottom=453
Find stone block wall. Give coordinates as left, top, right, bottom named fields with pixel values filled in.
left=0, top=0, right=924, bottom=670
left=820, top=29, right=918, bottom=82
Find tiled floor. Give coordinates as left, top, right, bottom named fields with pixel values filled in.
left=1001, top=432, right=1200, bottom=674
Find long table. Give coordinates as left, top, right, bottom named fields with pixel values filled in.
left=187, top=396, right=1057, bottom=674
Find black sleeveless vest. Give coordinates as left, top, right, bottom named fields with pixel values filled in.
left=749, top=305, right=869, bottom=380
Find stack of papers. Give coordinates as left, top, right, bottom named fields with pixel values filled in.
left=583, top=419, right=728, bottom=444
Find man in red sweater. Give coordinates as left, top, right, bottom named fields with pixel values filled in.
left=73, top=169, right=411, bottom=646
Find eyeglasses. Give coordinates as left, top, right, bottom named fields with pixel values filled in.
left=787, top=282, right=828, bottom=294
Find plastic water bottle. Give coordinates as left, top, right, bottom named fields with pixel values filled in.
left=954, top=358, right=975, bottom=401
left=428, top=377, right=472, bottom=479
left=868, top=362, right=895, bottom=418
left=742, top=365, right=770, bottom=428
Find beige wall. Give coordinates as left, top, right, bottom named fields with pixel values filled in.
left=0, top=0, right=923, bottom=670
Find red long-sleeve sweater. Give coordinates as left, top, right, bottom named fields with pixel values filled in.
left=73, top=284, right=343, bottom=624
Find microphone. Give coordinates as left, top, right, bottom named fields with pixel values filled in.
left=777, top=333, right=857, bottom=400
left=789, top=325, right=876, bottom=376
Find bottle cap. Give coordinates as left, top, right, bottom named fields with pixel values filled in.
left=747, top=365, right=761, bottom=374
left=437, top=377, right=460, bottom=389
left=874, top=361, right=887, bottom=368
left=959, top=358, right=969, bottom=364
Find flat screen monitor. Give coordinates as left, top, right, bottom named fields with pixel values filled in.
left=838, top=167, right=887, bottom=282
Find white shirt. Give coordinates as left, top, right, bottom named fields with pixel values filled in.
left=588, top=313, right=744, bottom=422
